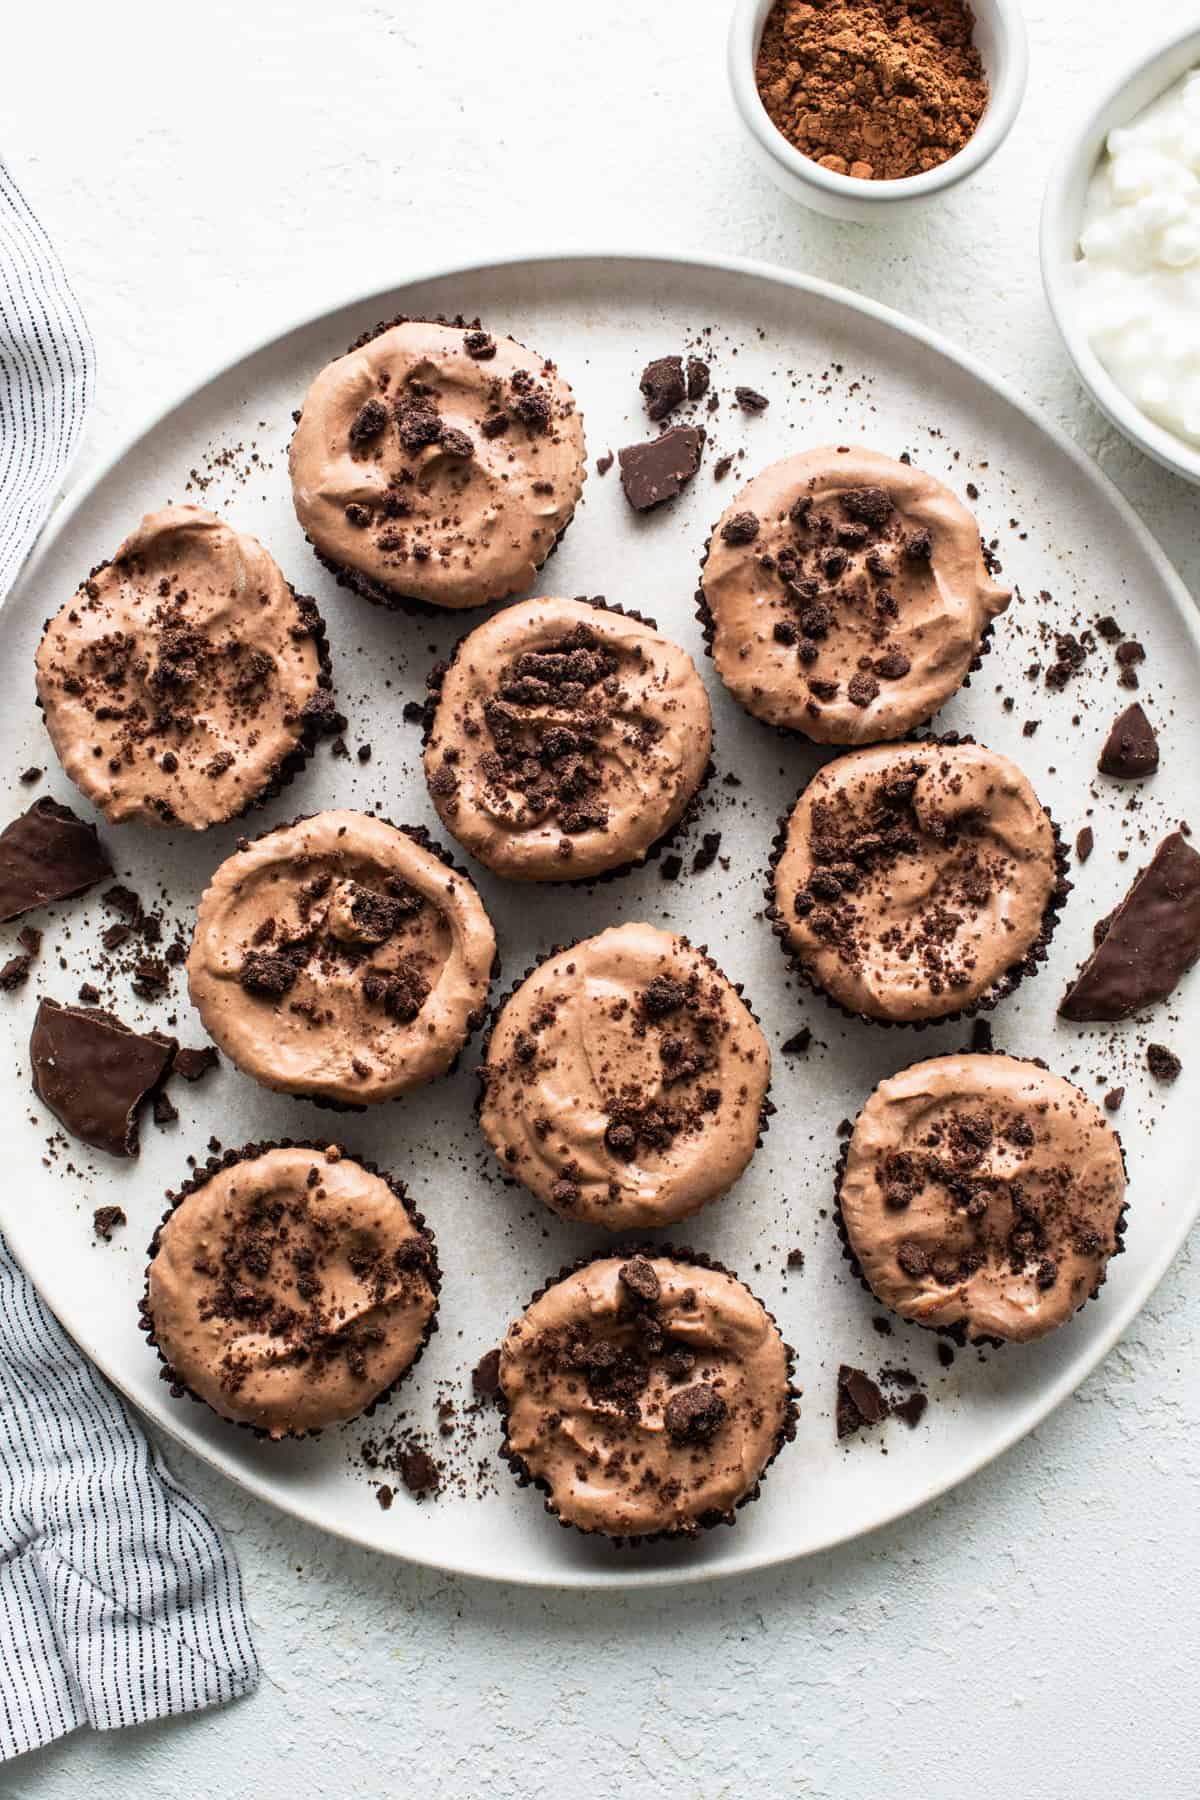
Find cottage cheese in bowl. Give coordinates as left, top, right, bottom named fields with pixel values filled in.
left=1076, top=68, right=1200, bottom=447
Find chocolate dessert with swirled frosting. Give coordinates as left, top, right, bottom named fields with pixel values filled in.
left=698, top=446, right=1009, bottom=744
left=289, top=318, right=586, bottom=610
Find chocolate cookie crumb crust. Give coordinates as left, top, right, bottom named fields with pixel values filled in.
left=696, top=446, right=1008, bottom=746
left=289, top=316, right=586, bottom=612
left=188, top=809, right=497, bottom=1106
left=478, top=923, right=773, bottom=1231
left=498, top=1246, right=799, bottom=1543
left=767, top=737, right=1069, bottom=1027
left=140, top=1138, right=441, bottom=1439
left=423, top=596, right=713, bottom=882
left=834, top=1053, right=1128, bottom=1345
left=35, top=506, right=339, bottom=830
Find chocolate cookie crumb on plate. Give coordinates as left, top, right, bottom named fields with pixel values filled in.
left=0, top=954, right=31, bottom=992
left=1060, top=831, right=1200, bottom=1021
left=30, top=997, right=176, bottom=1158
left=398, top=1442, right=441, bottom=1498
left=781, top=1027, right=812, bottom=1055
left=1076, top=825, right=1095, bottom=863
left=92, top=1205, right=127, bottom=1240
left=1104, top=1087, right=1125, bottom=1112
left=735, top=386, right=769, bottom=413
left=836, top=1364, right=887, bottom=1438
left=618, top=426, right=705, bottom=512
left=1147, top=1044, right=1181, bottom=1083
left=1098, top=702, right=1159, bottom=779
left=0, top=797, right=112, bottom=923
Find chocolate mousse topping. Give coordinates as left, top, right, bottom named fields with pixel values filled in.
left=35, top=506, right=336, bottom=830
left=838, top=1054, right=1127, bottom=1343
left=699, top=447, right=1009, bottom=744
left=188, top=810, right=496, bottom=1105
left=31, top=997, right=176, bottom=1158
left=499, top=1252, right=795, bottom=1538
left=423, top=598, right=712, bottom=881
left=770, top=740, right=1063, bottom=1023
left=1059, top=831, right=1200, bottom=1022
left=0, top=796, right=113, bottom=921
left=478, top=923, right=771, bottom=1230
left=142, top=1143, right=439, bottom=1437
left=289, top=319, right=586, bottom=610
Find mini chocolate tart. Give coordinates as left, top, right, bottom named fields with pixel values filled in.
left=140, top=1140, right=439, bottom=1439
left=289, top=317, right=586, bottom=612
left=187, top=810, right=497, bottom=1106
left=835, top=1053, right=1128, bottom=1345
left=35, top=506, right=338, bottom=830
left=768, top=738, right=1068, bottom=1026
left=499, top=1247, right=798, bottom=1542
left=697, top=446, right=1009, bottom=745
left=423, top=596, right=713, bottom=882
left=478, top=922, right=772, bottom=1230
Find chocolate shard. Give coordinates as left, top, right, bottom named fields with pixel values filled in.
left=639, top=355, right=686, bottom=422
left=0, top=797, right=113, bottom=923
left=1098, top=703, right=1159, bottom=778
left=171, top=1044, right=220, bottom=1082
left=618, top=425, right=705, bottom=512
left=836, top=1364, right=888, bottom=1439
left=1059, top=831, right=1200, bottom=1021
left=30, top=997, right=176, bottom=1158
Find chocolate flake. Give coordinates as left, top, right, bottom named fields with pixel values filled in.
left=618, top=426, right=705, bottom=512
left=0, top=798, right=112, bottom=923
left=30, top=998, right=175, bottom=1158
left=1098, top=703, right=1159, bottom=779
left=1059, top=832, right=1200, bottom=1021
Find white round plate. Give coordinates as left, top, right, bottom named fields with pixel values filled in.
left=4, top=252, right=1197, bottom=1589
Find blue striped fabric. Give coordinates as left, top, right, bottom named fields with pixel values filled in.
left=0, top=163, right=258, bottom=1760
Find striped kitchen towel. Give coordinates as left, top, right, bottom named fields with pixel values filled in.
left=0, top=162, right=258, bottom=1760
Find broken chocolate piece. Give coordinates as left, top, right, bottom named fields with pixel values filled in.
left=836, top=1364, right=888, bottom=1439
left=1059, top=831, right=1200, bottom=1021
left=0, top=797, right=112, bottom=923
left=1098, top=703, right=1159, bottom=779
left=639, top=355, right=686, bottom=421
left=686, top=357, right=710, bottom=400
left=618, top=426, right=705, bottom=512
left=30, top=997, right=176, bottom=1158
left=1147, top=1043, right=1181, bottom=1083
left=734, top=386, right=769, bottom=413
left=471, top=1347, right=502, bottom=1401
left=172, top=1045, right=220, bottom=1082
left=1076, top=826, right=1094, bottom=864
left=92, top=1204, right=127, bottom=1240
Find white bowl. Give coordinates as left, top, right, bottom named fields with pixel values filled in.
left=1040, top=23, right=1200, bottom=486
left=727, top=0, right=1029, bottom=222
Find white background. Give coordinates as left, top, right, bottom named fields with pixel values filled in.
left=4, top=2, right=1198, bottom=1794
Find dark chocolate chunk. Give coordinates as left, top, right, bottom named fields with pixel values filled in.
left=1104, top=1087, right=1124, bottom=1112
left=0, top=953, right=31, bottom=991
left=152, top=1089, right=178, bottom=1125
left=595, top=451, right=613, bottom=476
left=618, top=426, right=705, bottom=512
left=0, top=798, right=112, bottom=923
left=892, top=1392, right=928, bottom=1429
left=1098, top=703, right=1159, bottom=779
left=663, top=1382, right=728, bottom=1444
left=691, top=831, right=722, bottom=873
left=1076, top=826, right=1094, bottom=863
left=1059, top=832, right=1200, bottom=1021
left=92, top=1205, right=127, bottom=1240
left=836, top=1365, right=888, bottom=1439
left=734, top=386, right=769, bottom=412
left=1147, top=1043, right=1181, bottom=1083
left=172, top=1045, right=219, bottom=1082
left=639, top=355, right=686, bottom=421
left=781, top=1027, right=812, bottom=1055
left=30, top=997, right=176, bottom=1158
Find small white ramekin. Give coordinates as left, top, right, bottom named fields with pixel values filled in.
left=1040, top=23, right=1200, bottom=487
left=727, top=0, right=1028, bottom=223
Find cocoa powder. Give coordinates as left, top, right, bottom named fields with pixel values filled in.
left=755, top=0, right=989, bottom=182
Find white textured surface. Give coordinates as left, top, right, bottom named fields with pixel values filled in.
left=4, top=1, right=1198, bottom=1793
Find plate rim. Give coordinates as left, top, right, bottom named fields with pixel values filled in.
left=7, top=244, right=1199, bottom=1591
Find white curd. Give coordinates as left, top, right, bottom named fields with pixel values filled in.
left=1077, top=68, right=1200, bottom=447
